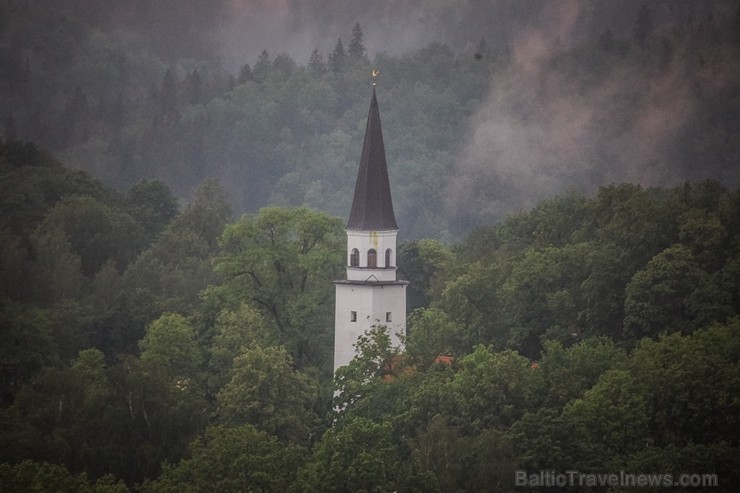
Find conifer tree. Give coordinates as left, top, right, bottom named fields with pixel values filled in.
left=349, top=22, right=366, bottom=59
left=253, top=50, right=271, bottom=82
left=238, top=63, right=253, bottom=84
left=329, top=38, right=346, bottom=73
left=308, top=48, right=326, bottom=75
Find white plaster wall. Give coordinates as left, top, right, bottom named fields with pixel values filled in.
left=334, top=282, right=407, bottom=373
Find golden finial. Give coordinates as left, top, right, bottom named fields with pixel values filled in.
left=372, top=69, right=380, bottom=85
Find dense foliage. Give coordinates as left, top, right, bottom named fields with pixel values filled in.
left=2, top=1, right=739, bottom=490
left=1, top=144, right=738, bottom=491
left=2, top=1, right=739, bottom=240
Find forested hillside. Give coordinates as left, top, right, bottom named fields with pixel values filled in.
left=2, top=0, right=739, bottom=239
left=2, top=0, right=740, bottom=491
left=1, top=145, right=738, bottom=491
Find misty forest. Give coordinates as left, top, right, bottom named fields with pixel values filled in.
left=1, top=0, right=740, bottom=491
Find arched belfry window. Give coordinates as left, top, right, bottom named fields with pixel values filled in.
left=385, top=248, right=393, bottom=268
left=350, top=248, right=359, bottom=267
left=367, top=249, right=377, bottom=268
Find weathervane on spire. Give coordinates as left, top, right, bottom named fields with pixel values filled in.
left=372, top=69, right=380, bottom=86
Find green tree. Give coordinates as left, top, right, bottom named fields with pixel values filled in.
left=307, top=48, right=326, bottom=75
left=331, top=323, right=457, bottom=438
left=300, top=417, right=434, bottom=493
left=406, top=307, right=466, bottom=365
left=0, top=349, right=121, bottom=481
left=66, top=348, right=118, bottom=479
left=253, top=50, right=271, bottom=83
left=0, top=364, right=72, bottom=467
left=237, top=62, right=253, bottom=83
left=509, top=408, right=578, bottom=473
left=578, top=242, right=633, bottom=339
left=207, top=303, right=270, bottom=392
left=411, top=415, right=467, bottom=492
left=0, top=146, right=107, bottom=235
left=144, top=424, right=305, bottom=493
left=595, top=184, right=678, bottom=270
left=449, top=346, right=544, bottom=432
left=623, top=244, right=715, bottom=340
left=70, top=348, right=109, bottom=409
left=718, top=249, right=740, bottom=314
left=177, top=178, right=232, bottom=250
left=212, top=206, right=343, bottom=370
left=678, top=208, right=727, bottom=271
left=498, top=243, right=591, bottom=355
left=348, top=23, right=366, bottom=59
left=139, top=313, right=202, bottom=379
left=132, top=314, right=207, bottom=478
left=36, top=195, right=143, bottom=278
left=538, top=337, right=627, bottom=408
left=398, top=239, right=454, bottom=311
left=437, top=261, right=506, bottom=352
left=272, top=53, right=298, bottom=80
left=31, top=226, right=84, bottom=303
left=628, top=322, right=740, bottom=448
left=216, top=345, right=317, bottom=444
left=120, top=224, right=212, bottom=346
left=0, top=460, right=129, bottom=493
left=0, top=301, right=56, bottom=389
left=126, top=179, right=179, bottom=241
left=90, top=259, right=121, bottom=314
left=561, top=369, right=651, bottom=470
left=120, top=182, right=225, bottom=342
left=465, top=428, right=519, bottom=493
left=328, top=38, right=345, bottom=73
left=0, top=227, right=31, bottom=301
left=333, top=325, right=404, bottom=413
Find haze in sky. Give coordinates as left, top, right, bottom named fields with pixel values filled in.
left=216, top=0, right=739, bottom=224
left=445, top=0, right=740, bottom=224
left=4, top=0, right=739, bottom=234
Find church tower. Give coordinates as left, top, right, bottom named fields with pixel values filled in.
left=333, top=84, right=408, bottom=373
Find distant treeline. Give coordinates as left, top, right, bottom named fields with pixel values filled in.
left=2, top=1, right=739, bottom=240
left=1, top=145, right=738, bottom=491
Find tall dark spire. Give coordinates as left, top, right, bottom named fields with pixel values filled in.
left=347, top=87, right=398, bottom=231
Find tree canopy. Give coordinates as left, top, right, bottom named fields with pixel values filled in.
left=1, top=146, right=739, bottom=490
left=1, top=3, right=740, bottom=490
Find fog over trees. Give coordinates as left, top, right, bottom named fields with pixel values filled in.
left=2, top=0, right=739, bottom=239
left=1, top=1, right=740, bottom=491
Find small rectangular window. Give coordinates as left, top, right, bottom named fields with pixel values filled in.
left=386, top=312, right=392, bottom=322
left=350, top=311, right=357, bottom=322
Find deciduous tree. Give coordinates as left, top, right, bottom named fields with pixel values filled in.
left=212, top=206, right=343, bottom=370
left=216, top=345, right=317, bottom=444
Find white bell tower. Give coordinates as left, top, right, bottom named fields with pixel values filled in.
left=333, top=85, right=408, bottom=373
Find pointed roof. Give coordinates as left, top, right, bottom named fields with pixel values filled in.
left=347, top=87, right=398, bottom=231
